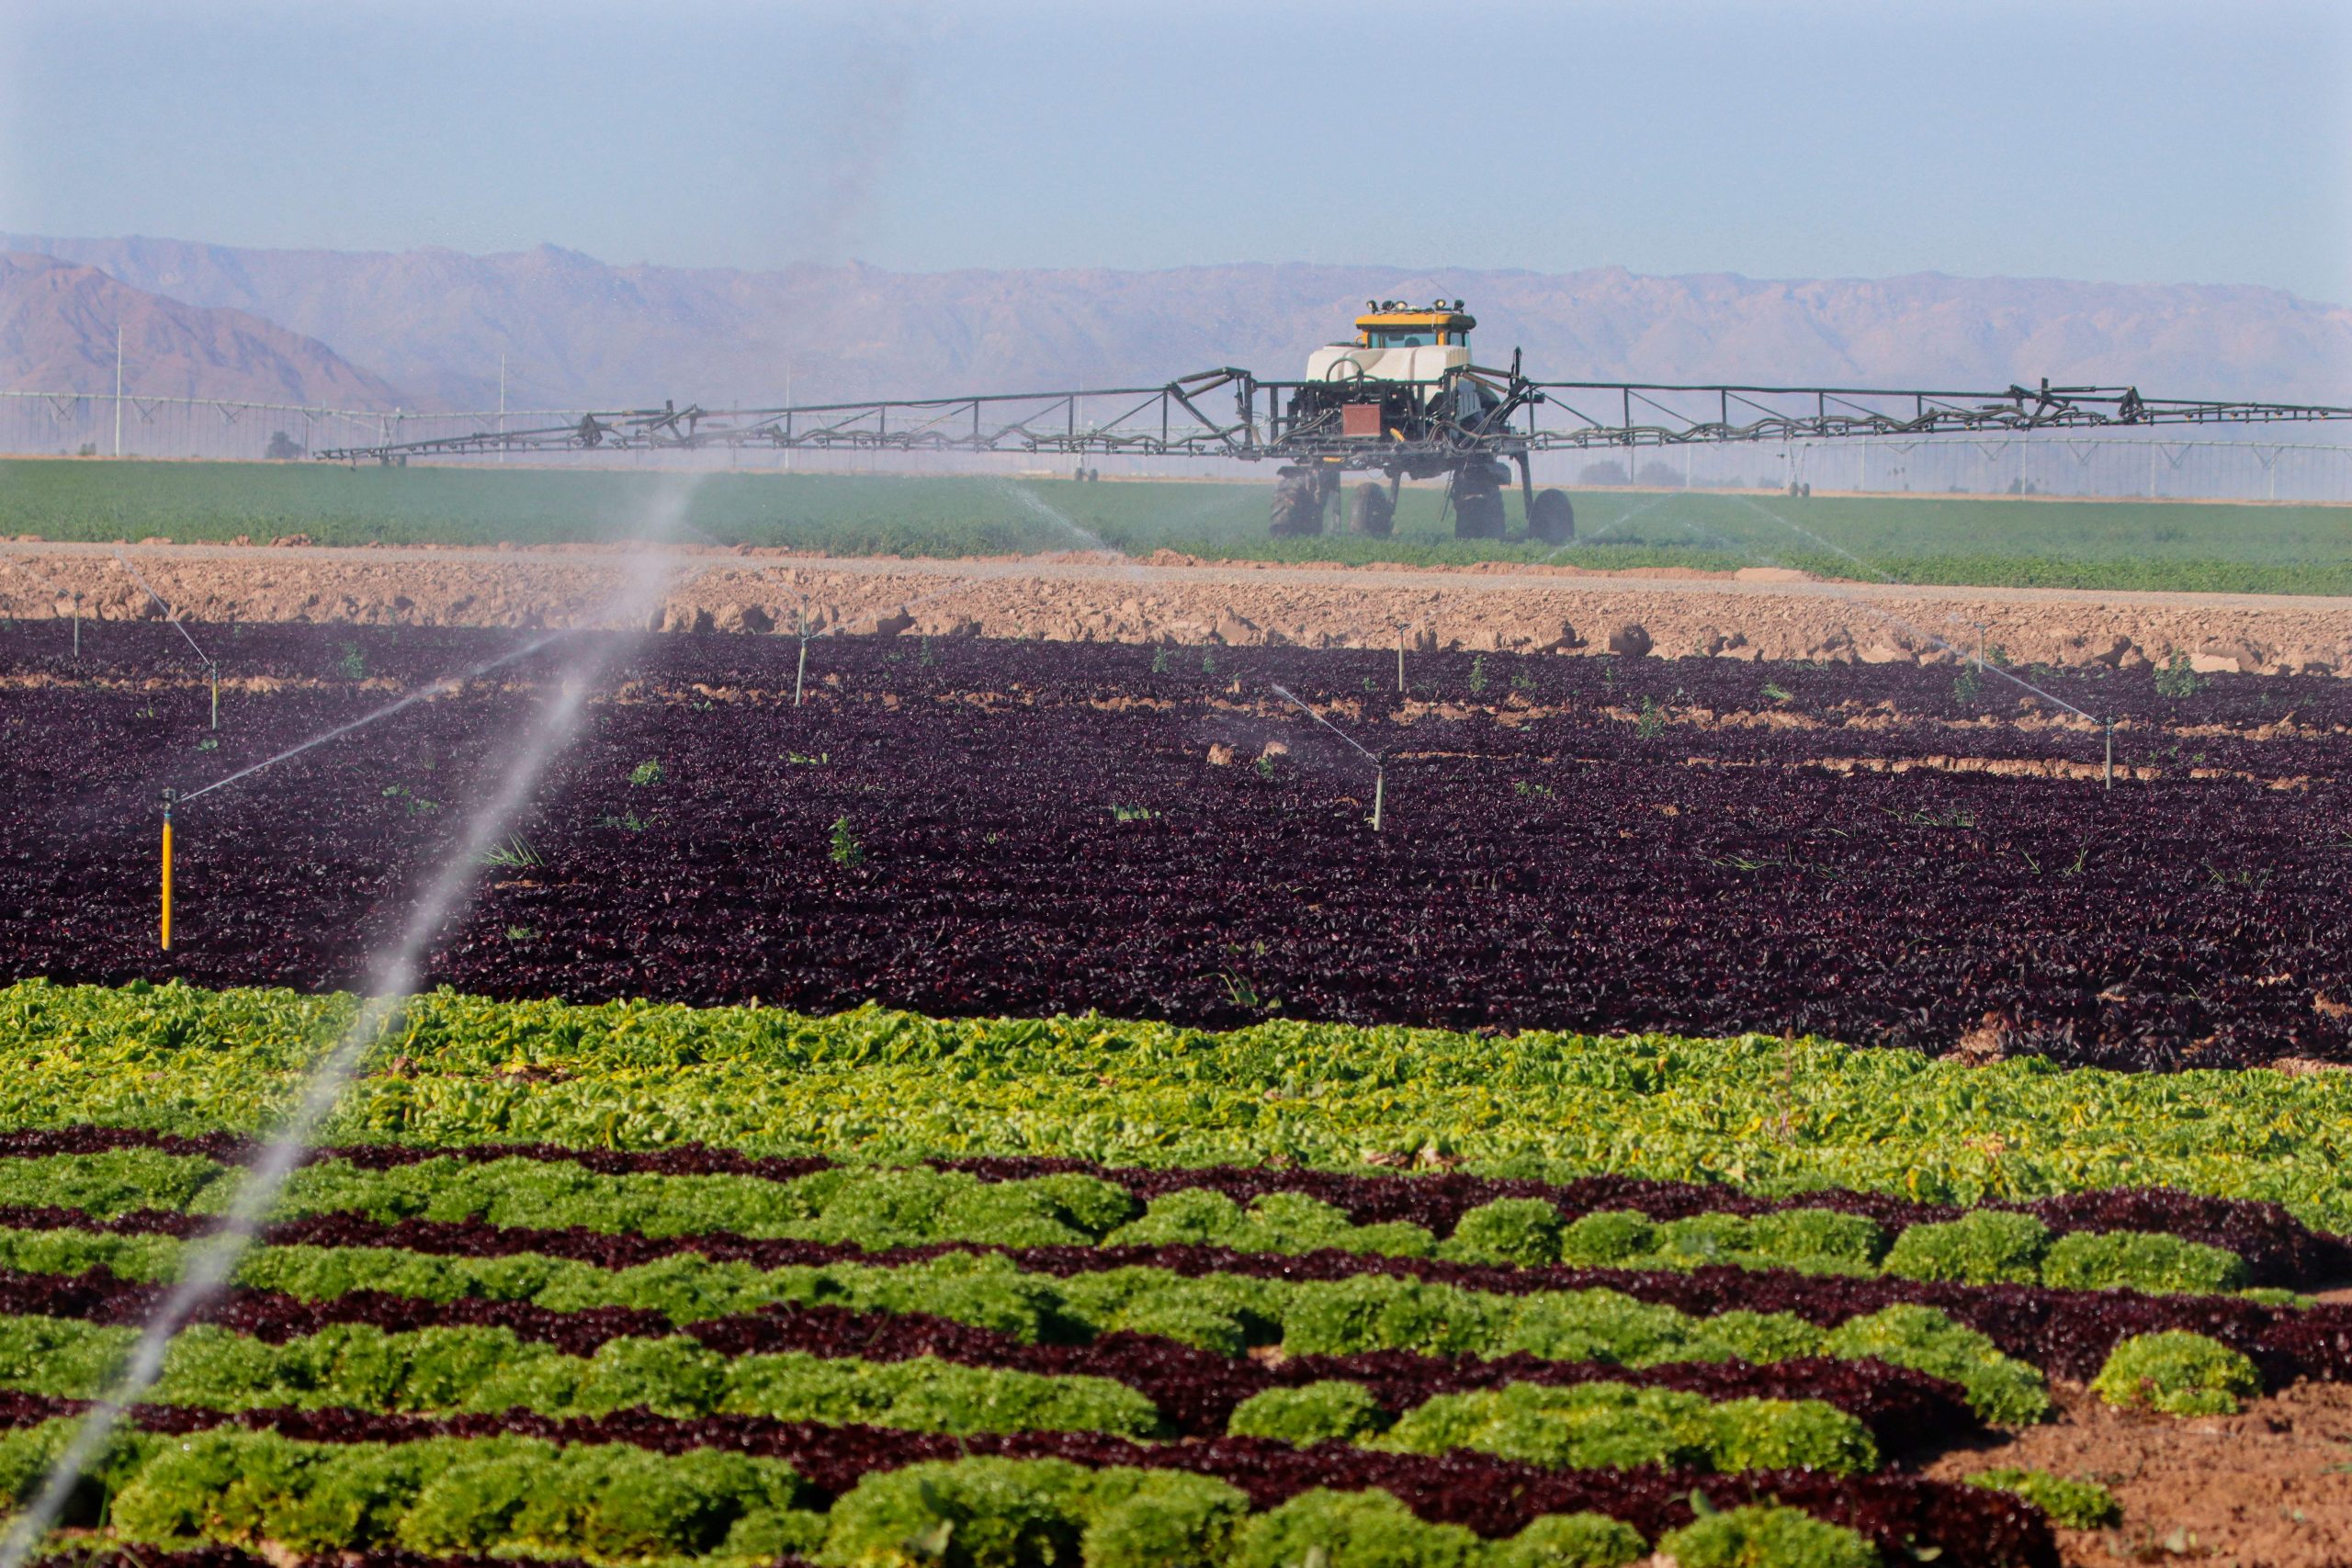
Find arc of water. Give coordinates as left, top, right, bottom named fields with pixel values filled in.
left=1727, top=495, right=2094, bottom=721
left=1268, top=683, right=1381, bottom=763
left=177, top=636, right=559, bottom=804
left=111, top=549, right=213, bottom=669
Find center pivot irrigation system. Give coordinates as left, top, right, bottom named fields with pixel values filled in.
left=318, top=299, right=2352, bottom=539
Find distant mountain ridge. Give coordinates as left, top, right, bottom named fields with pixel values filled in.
left=3, top=233, right=2346, bottom=413
left=0, top=251, right=399, bottom=409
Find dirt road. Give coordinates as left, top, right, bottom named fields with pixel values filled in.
left=5, top=539, right=2347, bottom=674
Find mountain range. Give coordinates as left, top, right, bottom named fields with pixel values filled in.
left=0, top=251, right=398, bottom=408
left=4, top=232, right=2346, bottom=414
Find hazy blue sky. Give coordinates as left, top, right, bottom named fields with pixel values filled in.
left=3, top=0, right=2346, bottom=301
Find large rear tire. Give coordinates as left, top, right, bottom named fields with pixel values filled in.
left=1348, top=482, right=1396, bottom=537
left=1452, top=464, right=1507, bottom=540
left=1529, top=488, right=1575, bottom=545
left=1270, top=468, right=1326, bottom=536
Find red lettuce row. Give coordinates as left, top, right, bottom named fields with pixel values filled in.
left=0, top=1390, right=2056, bottom=1567
left=0, top=1264, right=1972, bottom=1450
left=9, top=628, right=2349, bottom=1066
left=4, top=1124, right=2338, bottom=1287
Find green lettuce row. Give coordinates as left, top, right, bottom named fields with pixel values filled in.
left=0, top=1146, right=2263, bottom=1298
left=0, top=1223, right=2052, bottom=1426
left=5, top=980, right=2348, bottom=1226
left=0, top=1417, right=1861, bottom=1568
left=0, top=1316, right=1161, bottom=1438
left=0, top=1422, right=817, bottom=1562
left=0, top=1314, right=1876, bottom=1476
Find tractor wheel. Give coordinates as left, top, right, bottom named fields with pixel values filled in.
left=1451, top=464, right=1507, bottom=540
left=1269, top=468, right=1326, bottom=536
left=1529, top=488, right=1575, bottom=545
left=1348, top=482, right=1396, bottom=537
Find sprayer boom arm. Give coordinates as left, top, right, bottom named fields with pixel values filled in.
left=313, top=367, right=2352, bottom=468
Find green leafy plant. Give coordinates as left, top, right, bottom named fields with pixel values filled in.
left=2154, top=650, right=2202, bottom=698
left=829, top=816, right=865, bottom=867
left=628, top=759, right=664, bottom=787
left=1881, top=1210, right=2051, bottom=1285
left=1440, top=1198, right=1564, bottom=1268
left=478, top=836, right=543, bottom=871
left=1657, top=1503, right=1877, bottom=1568
left=1469, top=655, right=1489, bottom=694
left=337, top=642, right=367, bottom=680
left=1964, top=1467, right=2121, bottom=1529
left=1761, top=681, right=1793, bottom=704
left=2041, top=1230, right=2248, bottom=1295
left=1226, top=1381, right=1385, bottom=1446
left=1232, top=1487, right=1487, bottom=1568
left=1635, top=696, right=1666, bottom=739
left=1150, top=646, right=1171, bottom=674
left=1108, top=805, right=1159, bottom=823
left=2091, top=1331, right=2261, bottom=1416
left=382, top=784, right=439, bottom=817
left=1491, top=1512, right=1646, bottom=1568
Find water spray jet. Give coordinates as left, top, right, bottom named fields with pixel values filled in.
left=1269, top=682, right=1386, bottom=831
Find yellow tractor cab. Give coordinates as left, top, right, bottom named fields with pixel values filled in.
left=1356, top=302, right=1476, bottom=348
left=1305, top=299, right=1476, bottom=395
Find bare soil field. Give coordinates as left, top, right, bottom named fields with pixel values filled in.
left=5, top=540, right=2350, bottom=676
left=1928, top=1383, right=2352, bottom=1568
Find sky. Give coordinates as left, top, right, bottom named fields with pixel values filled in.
left=1, top=0, right=2346, bottom=302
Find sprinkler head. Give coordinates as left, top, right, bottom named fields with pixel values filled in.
left=161, top=787, right=176, bottom=816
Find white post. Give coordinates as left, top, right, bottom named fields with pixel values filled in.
left=113, top=326, right=124, bottom=457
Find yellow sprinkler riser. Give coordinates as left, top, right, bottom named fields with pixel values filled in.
left=161, top=810, right=173, bottom=952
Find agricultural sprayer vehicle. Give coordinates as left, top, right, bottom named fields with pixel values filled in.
left=320, top=299, right=2352, bottom=542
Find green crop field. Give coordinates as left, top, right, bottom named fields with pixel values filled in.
left=2, top=457, right=2348, bottom=595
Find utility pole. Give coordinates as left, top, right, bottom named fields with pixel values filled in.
left=113, top=326, right=124, bottom=457
left=497, top=355, right=507, bottom=464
